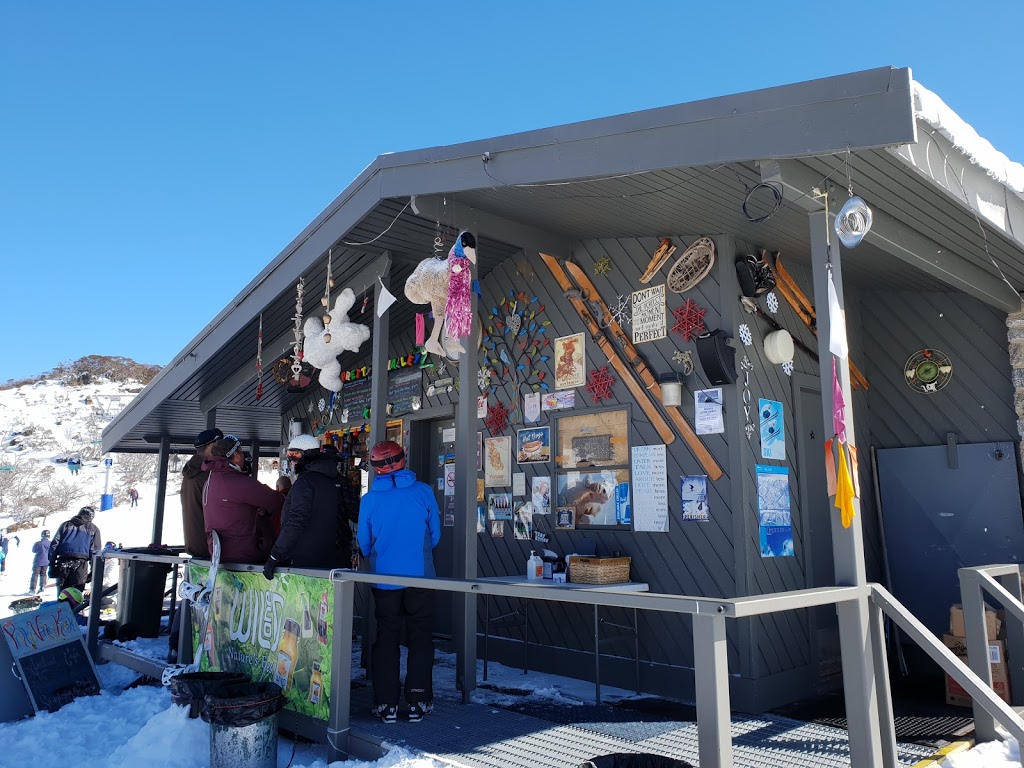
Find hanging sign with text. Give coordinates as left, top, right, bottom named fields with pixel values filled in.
left=631, top=284, right=667, bottom=343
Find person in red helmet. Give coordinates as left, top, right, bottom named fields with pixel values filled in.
left=357, top=440, right=440, bottom=723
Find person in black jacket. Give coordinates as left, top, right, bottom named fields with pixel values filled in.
left=262, top=435, right=353, bottom=578
left=49, top=506, right=102, bottom=595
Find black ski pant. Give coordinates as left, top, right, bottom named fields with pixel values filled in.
left=30, top=566, right=47, bottom=593
left=370, top=587, right=434, bottom=706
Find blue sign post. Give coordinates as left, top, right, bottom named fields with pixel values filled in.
left=101, top=457, right=114, bottom=511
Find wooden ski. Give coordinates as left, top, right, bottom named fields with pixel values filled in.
left=540, top=254, right=677, bottom=450
left=639, top=238, right=676, bottom=284
left=555, top=256, right=724, bottom=481
left=767, top=252, right=870, bottom=391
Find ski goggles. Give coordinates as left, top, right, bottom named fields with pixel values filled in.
left=222, top=435, right=241, bottom=458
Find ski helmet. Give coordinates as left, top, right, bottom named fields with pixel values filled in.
left=58, top=587, right=84, bottom=610
left=288, top=434, right=320, bottom=453
left=369, top=441, right=406, bottom=473
left=41, top=529, right=50, bottom=538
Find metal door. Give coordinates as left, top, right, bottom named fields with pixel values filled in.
left=409, top=416, right=456, bottom=636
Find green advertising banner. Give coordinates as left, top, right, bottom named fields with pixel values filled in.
left=189, top=566, right=333, bottom=721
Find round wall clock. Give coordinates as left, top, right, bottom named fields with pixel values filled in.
left=904, top=349, right=952, bottom=394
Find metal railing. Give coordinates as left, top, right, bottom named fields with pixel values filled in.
left=82, top=550, right=1024, bottom=768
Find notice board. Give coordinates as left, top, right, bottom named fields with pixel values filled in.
left=388, top=367, right=422, bottom=416
left=1, top=603, right=101, bottom=714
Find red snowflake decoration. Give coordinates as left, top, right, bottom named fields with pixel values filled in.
left=585, top=366, right=617, bottom=404
left=672, top=299, right=707, bottom=342
left=484, top=400, right=509, bottom=434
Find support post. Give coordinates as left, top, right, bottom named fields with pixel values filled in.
left=250, top=438, right=260, bottom=479
left=809, top=207, right=883, bottom=766
left=206, top=408, right=217, bottom=430
left=961, top=570, right=998, bottom=740
left=869, top=598, right=899, bottom=768
left=453, top=251, right=479, bottom=703
left=368, top=253, right=392, bottom=451
left=693, top=613, right=732, bottom=768
left=152, top=435, right=170, bottom=545
left=997, top=569, right=1024, bottom=706
left=328, top=577, right=355, bottom=763
left=86, top=555, right=104, bottom=659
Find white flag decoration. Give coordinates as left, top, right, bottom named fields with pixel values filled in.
left=376, top=279, right=397, bottom=317
left=827, top=269, right=848, bottom=359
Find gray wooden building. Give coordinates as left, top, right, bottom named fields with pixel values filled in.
left=104, top=66, right=1024, bottom=713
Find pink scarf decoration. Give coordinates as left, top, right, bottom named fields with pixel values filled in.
left=415, top=313, right=426, bottom=347
left=832, top=357, right=847, bottom=443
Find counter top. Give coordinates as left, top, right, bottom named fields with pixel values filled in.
left=480, top=575, right=649, bottom=592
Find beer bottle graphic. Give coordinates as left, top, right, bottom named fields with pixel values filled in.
left=308, top=661, right=323, bottom=705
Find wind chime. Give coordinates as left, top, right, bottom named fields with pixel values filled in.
left=290, top=278, right=305, bottom=384
left=321, top=249, right=335, bottom=343
left=255, top=313, right=264, bottom=402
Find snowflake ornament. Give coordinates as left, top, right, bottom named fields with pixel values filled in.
left=593, top=257, right=612, bottom=277
left=318, top=397, right=326, bottom=413
left=782, top=360, right=794, bottom=376
left=435, top=361, right=447, bottom=378
left=585, top=366, right=617, bottom=404
left=478, top=366, right=492, bottom=392
left=610, top=294, right=631, bottom=327
left=738, top=324, right=753, bottom=346
left=671, top=299, right=707, bottom=342
left=484, top=400, right=510, bottom=434
left=307, top=401, right=315, bottom=413
left=766, top=292, right=780, bottom=314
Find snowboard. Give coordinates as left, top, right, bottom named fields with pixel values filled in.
left=161, top=531, right=221, bottom=686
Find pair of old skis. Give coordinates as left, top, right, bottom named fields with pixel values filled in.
left=767, top=252, right=870, bottom=391
left=540, top=254, right=723, bottom=481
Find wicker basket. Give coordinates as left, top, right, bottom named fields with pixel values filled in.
left=568, top=556, right=631, bottom=585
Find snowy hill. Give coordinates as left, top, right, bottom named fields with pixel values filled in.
left=0, top=372, right=186, bottom=617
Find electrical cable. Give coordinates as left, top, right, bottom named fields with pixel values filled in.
left=741, top=181, right=784, bottom=223
left=341, top=200, right=412, bottom=246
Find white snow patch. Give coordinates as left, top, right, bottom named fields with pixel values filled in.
left=946, top=737, right=1021, bottom=767
left=913, top=81, right=1024, bottom=200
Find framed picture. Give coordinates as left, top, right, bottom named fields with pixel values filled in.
left=516, top=426, right=551, bottom=464
left=554, top=332, right=585, bottom=390
left=490, top=520, right=504, bottom=537
left=556, top=469, right=630, bottom=527
left=488, top=492, right=513, bottom=521
left=514, top=501, right=533, bottom=539
left=555, top=507, right=575, bottom=530
left=483, top=436, right=511, bottom=487
left=532, top=476, right=551, bottom=516
left=555, top=407, right=630, bottom=468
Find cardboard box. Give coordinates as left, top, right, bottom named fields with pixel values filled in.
left=943, top=634, right=1010, bottom=707
left=949, top=604, right=1003, bottom=639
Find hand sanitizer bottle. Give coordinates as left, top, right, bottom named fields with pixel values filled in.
left=527, top=551, right=543, bottom=580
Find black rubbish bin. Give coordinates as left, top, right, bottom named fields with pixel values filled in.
left=170, top=672, right=250, bottom=718
left=117, top=546, right=174, bottom=637
left=580, top=755, right=694, bottom=768
left=202, top=682, right=285, bottom=768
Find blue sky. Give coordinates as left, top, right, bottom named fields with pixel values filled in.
left=1, top=1, right=1021, bottom=382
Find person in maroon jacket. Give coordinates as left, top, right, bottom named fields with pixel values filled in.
left=202, top=435, right=284, bottom=563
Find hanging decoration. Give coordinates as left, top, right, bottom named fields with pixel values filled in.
left=585, top=366, right=617, bottom=404
left=672, top=349, right=695, bottom=376
left=303, top=288, right=371, bottom=392
left=376, top=278, right=398, bottom=318
left=404, top=230, right=476, bottom=357
left=273, top=357, right=314, bottom=392
left=317, top=397, right=326, bottom=413
left=835, top=442, right=856, bottom=528
left=445, top=231, right=477, bottom=354
left=671, top=299, right=707, bottom=342
left=782, top=361, right=794, bottom=377
left=904, top=348, right=953, bottom=394
left=667, top=236, right=716, bottom=294
left=740, top=355, right=755, bottom=441
left=765, top=292, right=780, bottom=314
left=482, top=292, right=551, bottom=423
left=738, top=324, right=753, bottom=347
left=832, top=357, right=847, bottom=443
left=484, top=400, right=510, bottom=434
left=415, top=313, right=426, bottom=347
left=593, top=256, right=612, bottom=277
left=290, top=278, right=305, bottom=382
left=608, top=294, right=631, bottom=328
left=255, top=313, right=264, bottom=402
left=640, top=238, right=676, bottom=284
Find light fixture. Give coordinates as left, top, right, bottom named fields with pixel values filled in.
left=835, top=195, right=873, bottom=248
left=763, top=329, right=795, bottom=365
left=288, top=418, right=304, bottom=438
left=659, top=372, right=684, bottom=407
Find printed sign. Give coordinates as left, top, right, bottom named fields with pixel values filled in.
left=512, top=472, right=526, bottom=497
left=542, top=391, right=575, bottom=411
left=514, top=501, right=533, bottom=539
left=488, top=492, right=513, bottom=521
left=524, top=392, right=541, bottom=423
left=695, top=389, right=724, bottom=435
left=442, top=427, right=456, bottom=443
left=554, top=333, right=585, bottom=390
left=631, top=284, right=667, bottom=343
left=681, top=475, right=709, bottom=522
left=477, top=395, right=487, bottom=419
left=516, top=427, right=551, bottom=464
left=532, top=476, right=551, bottom=516
left=444, top=461, right=456, bottom=526
left=190, top=567, right=334, bottom=721
left=759, top=399, right=785, bottom=461
left=756, top=465, right=794, bottom=558
left=484, top=436, right=511, bottom=487
left=631, top=445, right=668, bottom=532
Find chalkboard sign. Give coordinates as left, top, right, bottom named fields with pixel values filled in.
left=342, top=377, right=372, bottom=419
left=18, top=641, right=100, bottom=713
left=388, top=367, right=422, bottom=416
left=1, top=604, right=100, bottom=714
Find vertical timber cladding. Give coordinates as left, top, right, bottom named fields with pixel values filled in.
left=475, top=239, right=736, bottom=680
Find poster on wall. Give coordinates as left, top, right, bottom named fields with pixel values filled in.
left=532, top=476, right=551, bottom=516
left=512, top=472, right=526, bottom=497
left=488, top=492, right=513, bottom=521
left=516, top=427, right=550, bottom=464
left=554, top=333, right=586, bottom=390
left=514, top=501, right=533, bottom=539
left=681, top=475, right=709, bottom=522
left=477, top=506, right=486, bottom=533
left=483, top=436, right=511, bottom=487
left=556, top=470, right=630, bottom=527
left=758, top=399, right=785, bottom=461
left=555, top=507, right=575, bottom=530
left=490, top=520, right=504, bottom=537
left=443, top=461, right=456, bottom=527
left=524, top=392, right=541, bottom=423
left=631, top=284, right=667, bottom=344
left=477, top=395, right=488, bottom=419
left=756, top=465, right=794, bottom=558
left=542, top=391, right=575, bottom=411
left=695, top=389, right=724, bottom=435
left=631, top=445, right=668, bottom=532
left=189, top=567, right=333, bottom=721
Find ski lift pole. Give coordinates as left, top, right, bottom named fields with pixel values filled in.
left=101, top=456, right=115, bottom=511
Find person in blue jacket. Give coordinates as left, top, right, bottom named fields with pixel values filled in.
left=357, top=440, right=440, bottom=724
left=30, top=529, right=50, bottom=593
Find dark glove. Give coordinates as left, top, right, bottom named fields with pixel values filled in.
left=262, top=555, right=278, bottom=581
left=48, top=566, right=57, bottom=579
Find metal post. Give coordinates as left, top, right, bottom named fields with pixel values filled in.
left=178, top=597, right=192, bottom=664
left=869, top=597, right=899, bottom=768
left=250, top=438, right=260, bottom=479
left=453, top=252, right=479, bottom=703
left=594, top=605, right=602, bottom=704
left=961, top=569, right=998, bottom=740
left=523, top=599, right=529, bottom=675
left=693, top=613, right=732, bottom=768
left=997, top=569, right=1024, bottom=706
left=328, top=577, right=355, bottom=763
left=368, top=253, right=392, bottom=451
left=86, top=555, right=104, bottom=659
left=483, top=596, right=489, bottom=681
left=206, top=408, right=217, bottom=430
left=634, top=607, right=641, bottom=695
left=152, top=435, right=170, bottom=545
left=809, top=207, right=883, bottom=766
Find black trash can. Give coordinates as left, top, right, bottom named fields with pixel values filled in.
left=202, top=682, right=285, bottom=768
left=170, top=672, right=250, bottom=718
left=580, top=755, right=694, bottom=768
left=117, top=547, right=174, bottom=637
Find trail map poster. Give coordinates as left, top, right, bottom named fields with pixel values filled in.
left=631, top=284, right=667, bottom=343
left=756, top=465, right=794, bottom=558
left=190, top=567, right=334, bottom=721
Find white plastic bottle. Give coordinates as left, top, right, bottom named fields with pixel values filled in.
left=527, top=551, right=543, bottom=580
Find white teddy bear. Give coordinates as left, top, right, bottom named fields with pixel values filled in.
left=302, top=288, right=371, bottom=392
